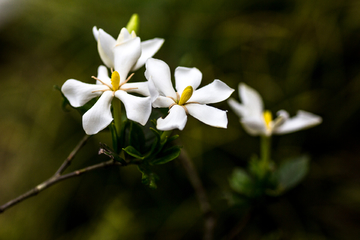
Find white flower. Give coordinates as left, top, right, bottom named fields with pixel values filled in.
left=228, top=83, right=322, bottom=136
left=145, top=58, right=234, bottom=131
left=61, top=65, right=151, bottom=135
left=92, top=26, right=164, bottom=72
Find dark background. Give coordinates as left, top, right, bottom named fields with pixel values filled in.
left=0, top=0, right=359, bottom=239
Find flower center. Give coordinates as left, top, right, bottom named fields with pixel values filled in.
left=111, top=71, right=120, bottom=91
left=91, top=71, right=136, bottom=94
left=178, top=86, right=193, bottom=105
left=263, top=110, right=272, bottom=130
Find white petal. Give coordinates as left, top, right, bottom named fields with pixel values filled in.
left=276, top=110, right=289, bottom=119
left=175, top=67, right=202, bottom=95
left=189, top=79, right=234, bottom=104
left=273, top=110, right=322, bottom=135
left=186, top=104, right=228, bottom=128
left=61, top=79, right=109, bottom=107
left=115, top=91, right=151, bottom=125
left=145, top=58, right=177, bottom=99
left=157, top=105, right=187, bottom=131
left=241, top=117, right=267, bottom=136
left=228, top=98, right=247, bottom=118
left=132, top=38, right=165, bottom=71
left=96, top=65, right=111, bottom=85
left=239, top=83, right=264, bottom=116
left=82, top=91, right=114, bottom=135
left=153, top=96, right=174, bottom=108
left=92, top=26, right=99, bottom=41
left=113, top=37, right=141, bottom=82
left=116, top=28, right=132, bottom=44
left=146, top=75, right=160, bottom=103
left=97, top=29, right=116, bottom=69
left=228, top=97, right=265, bottom=134
left=121, top=82, right=150, bottom=96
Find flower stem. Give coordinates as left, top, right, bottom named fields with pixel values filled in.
left=260, top=135, right=271, bottom=174
left=112, top=98, right=122, bottom=136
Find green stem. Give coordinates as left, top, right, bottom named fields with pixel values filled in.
left=260, top=135, right=271, bottom=173
left=112, top=98, right=122, bottom=153
left=112, top=98, right=122, bottom=137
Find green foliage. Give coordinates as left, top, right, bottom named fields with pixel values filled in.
left=229, top=168, right=253, bottom=197
left=275, top=155, right=309, bottom=191
left=108, top=120, right=182, bottom=188
left=123, top=146, right=144, bottom=159
left=229, top=155, right=310, bottom=202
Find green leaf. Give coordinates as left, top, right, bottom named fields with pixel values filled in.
left=146, top=128, right=162, bottom=157
left=123, top=146, right=144, bottom=160
left=129, top=121, right=145, bottom=153
left=109, top=123, right=119, bottom=153
left=276, top=155, right=309, bottom=191
left=118, top=120, right=130, bottom=151
left=167, top=134, right=179, bottom=143
left=229, top=168, right=254, bottom=196
left=150, top=146, right=181, bottom=165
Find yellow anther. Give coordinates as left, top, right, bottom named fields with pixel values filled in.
left=111, top=71, right=120, bottom=90
left=178, top=86, right=193, bottom=105
left=263, top=110, right=272, bottom=130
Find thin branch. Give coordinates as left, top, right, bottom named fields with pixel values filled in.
left=0, top=135, right=120, bottom=214
left=179, top=148, right=216, bottom=240
left=55, top=134, right=91, bottom=176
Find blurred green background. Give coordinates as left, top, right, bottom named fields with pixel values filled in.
left=0, top=0, right=360, bottom=239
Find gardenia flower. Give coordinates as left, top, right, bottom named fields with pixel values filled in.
left=228, top=83, right=322, bottom=136
left=93, top=26, right=164, bottom=72
left=145, top=58, right=234, bottom=131
left=61, top=65, right=151, bottom=135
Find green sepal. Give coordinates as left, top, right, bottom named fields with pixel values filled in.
left=123, top=146, right=145, bottom=160
left=275, top=155, right=309, bottom=191
left=98, top=143, right=126, bottom=165
left=150, top=145, right=181, bottom=165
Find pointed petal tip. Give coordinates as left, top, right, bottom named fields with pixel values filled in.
left=92, top=26, right=99, bottom=41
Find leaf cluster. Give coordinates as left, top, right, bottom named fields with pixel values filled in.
left=228, top=155, right=309, bottom=203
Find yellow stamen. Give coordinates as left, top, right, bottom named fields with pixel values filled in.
left=111, top=71, right=120, bottom=91
left=263, top=110, right=272, bottom=130
left=178, top=86, right=193, bottom=105
left=91, top=76, right=112, bottom=89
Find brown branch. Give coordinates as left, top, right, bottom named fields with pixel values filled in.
left=54, top=134, right=91, bottom=176
left=0, top=135, right=121, bottom=214
left=179, top=148, right=216, bottom=240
